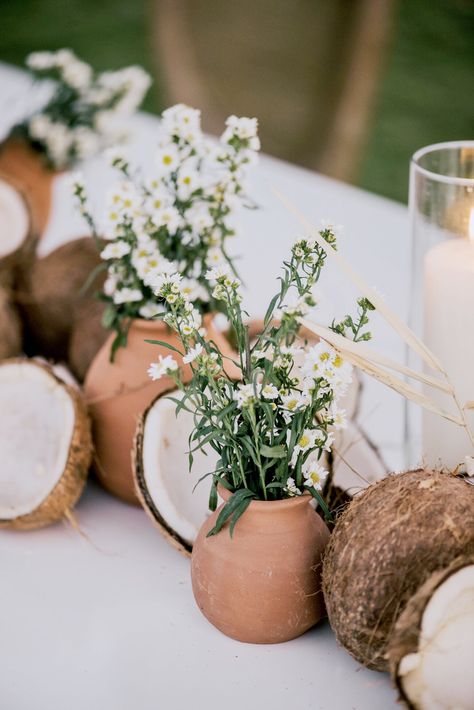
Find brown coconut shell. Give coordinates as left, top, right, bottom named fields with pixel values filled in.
left=0, top=137, right=56, bottom=236
left=133, top=388, right=193, bottom=557
left=18, top=237, right=106, bottom=369
left=0, top=358, right=93, bottom=530
left=0, top=287, right=23, bottom=359
left=68, top=298, right=109, bottom=382
left=322, top=468, right=474, bottom=672
left=388, top=553, right=474, bottom=708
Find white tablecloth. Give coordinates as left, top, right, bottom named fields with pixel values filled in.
left=0, top=63, right=410, bottom=710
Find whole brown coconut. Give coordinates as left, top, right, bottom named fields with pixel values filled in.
left=388, top=554, right=474, bottom=709
left=68, top=298, right=108, bottom=381
left=322, top=469, right=474, bottom=672
left=18, top=237, right=107, bottom=375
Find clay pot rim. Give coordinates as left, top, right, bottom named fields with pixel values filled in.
left=217, top=483, right=312, bottom=511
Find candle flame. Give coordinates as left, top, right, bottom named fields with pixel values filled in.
left=470, top=208, right=474, bottom=243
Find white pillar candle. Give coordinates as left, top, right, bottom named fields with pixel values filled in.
left=423, top=209, right=474, bottom=469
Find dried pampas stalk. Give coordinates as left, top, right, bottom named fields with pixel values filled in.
left=273, top=189, right=474, bottom=448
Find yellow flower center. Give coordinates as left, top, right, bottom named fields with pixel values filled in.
left=298, top=435, right=310, bottom=448
left=333, top=355, right=343, bottom=368
left=163, top=155, right=172, bottom=165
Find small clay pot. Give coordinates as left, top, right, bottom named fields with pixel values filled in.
left=0, top=137, right=56, bottom=235
left=191, top=486, right=330, bottom=643
left=85, top=317, right=239, bottom=505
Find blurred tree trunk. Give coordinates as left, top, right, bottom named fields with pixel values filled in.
left=150, top=0, right=396, bottom=183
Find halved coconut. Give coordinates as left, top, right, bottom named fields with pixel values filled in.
left=19, top=237, right=107, bottom=373
left=0, top=177, right=32, bottom=286
left=134, top=389, right=219, bottom=556
left=0, top=359, right=92, bottom=529
left=389, top=555, right=474, bottom=710
left=0, top=137, right=55, bottom=236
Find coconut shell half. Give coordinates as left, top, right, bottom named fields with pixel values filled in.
left=134, top=389, right=219, bottom=556
left=388, top=554, right=474, bottom=710
left=0, top=358, right=92, bottom=529
left=322, top=468, right=474, bottom=672
left=0, top=137, right=55, bottom=236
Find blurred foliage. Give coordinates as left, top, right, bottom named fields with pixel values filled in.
left=0, top=0, right=162, bottom=113
left=359, top=0, right=474, bottom=202
left=0, top=0, right=472, bottom=203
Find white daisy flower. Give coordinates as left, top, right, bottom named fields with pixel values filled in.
left=100, top=240, right=131, bottom=260
left=183, top=343, right=203, bottom=364
left=261, top=384, right=279, bottom=400
left=155, top=142, right=180, bottom=175
left=113, top=287, right=143, bottom=305
left=148, top=355, right=178, bottom=381
left=302, top=459, right=328, bottom=491
left=285, top=477, right=302, bottom=497
left=233, top=382, right=261, bottom=409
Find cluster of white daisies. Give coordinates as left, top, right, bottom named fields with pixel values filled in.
left=75, top=104, right=260, bottom=323
left=148, top=256, right=353, bottom=499
left=21, top=49, right=151, bottom=169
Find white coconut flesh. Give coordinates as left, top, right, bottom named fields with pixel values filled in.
left=398, top=565, right=474, bottom=710
left=142, top=391, right=219, bottom=547
left=0, top=179, right=29, bottom=258
left=0, top=362, right=75, bottom=519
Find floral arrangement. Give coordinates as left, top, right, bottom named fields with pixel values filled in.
left=10, top=48, right=151, bottom=169
left=74, top=104, right=260, bottom=355
left=147, top=224, right=374, bottom=534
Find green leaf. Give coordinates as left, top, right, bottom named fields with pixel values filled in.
left=239, top=436, right=259, bottom=466
left=166, top=396, right=194, bottom=414
left=209, top=482, right=218, bottom=512
left=102, top=304, right=116, bottom=330
left=263, top=293, right=279, bottom=327
left=144, top=339, right=183, bottom=356
left=260, top=444, right=286, bottom=459
left=229, top=495, right=254, bottom=537
left=307, top=486, right=333, bottom=522
left=206, top=488, right=255, bottom=537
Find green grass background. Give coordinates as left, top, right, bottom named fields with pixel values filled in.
left=1, top=0, right=472, bottom=203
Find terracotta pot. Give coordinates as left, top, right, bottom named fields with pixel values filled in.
left=84, top=317, right=239, bottom=505
left=0, top=138, right=56, bottom=235
left=191, top=486, right=331, bottom=643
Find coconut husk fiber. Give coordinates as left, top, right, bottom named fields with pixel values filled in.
left=322, top=468, right=474, bottom=672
